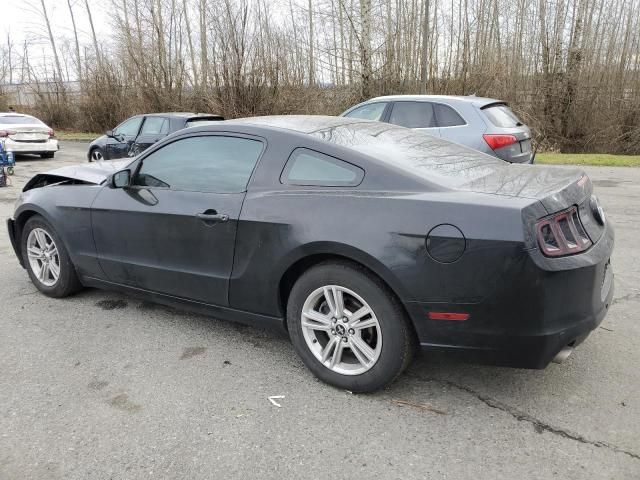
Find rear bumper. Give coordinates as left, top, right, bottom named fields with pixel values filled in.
left=412, top=279, right=612, bottom=368
left=499, top=150, right=534, bottom=164
left=407, top=224, right=614, bottom=369
left=3, top=138, right=59, bottom=154
left=6, top=218, right=24, bottom=268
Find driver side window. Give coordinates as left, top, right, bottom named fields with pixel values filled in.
left=115, top=117, right=143, bottom=138
left=134, top=135, right=264, bottom=193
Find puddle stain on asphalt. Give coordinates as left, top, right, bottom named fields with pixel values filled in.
left=592, top=179, right=621, bottom=187
left=95, top=299, right=128, bottom=310
left=88, top=380, right=109, bottom=391
left=180, top=346, right=207, bottom=360
left=109, top=393, right=142, bottom=413
left=137, top=301, right=175, bottom=314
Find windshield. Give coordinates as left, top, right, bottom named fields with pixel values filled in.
left=0, top=115, right=45, bottom=125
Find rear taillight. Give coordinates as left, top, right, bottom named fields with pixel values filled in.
left=536, top=206, right=592, bottom=257
left=483, top=134, right=517, bottom=150
left=48, top=129, right=55, bottom=138
left=0, top=129, right=16, bottom=137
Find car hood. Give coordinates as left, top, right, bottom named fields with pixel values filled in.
left=90, top=134, right=108, bottom=145
left=23, top=159, right=132, bottom=191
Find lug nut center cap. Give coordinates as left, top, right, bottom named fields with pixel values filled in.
left=335, top=324, right=346, bottom=336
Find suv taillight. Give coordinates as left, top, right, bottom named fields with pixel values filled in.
left=483, top=134, right=517, bottom=150
left=536, top=206, right=592, bottom=257
left=48, top=129, right=55, bottom=138
left=0, top=129, right=16, bottom=137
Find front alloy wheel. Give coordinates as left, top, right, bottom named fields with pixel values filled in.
left=301, top=285, right=382, bottom=375
left=21, top=215, right=82, bottom=298
left=90, top=148, right=104, bottom=162
left=27, top=227, right=61, bottom=287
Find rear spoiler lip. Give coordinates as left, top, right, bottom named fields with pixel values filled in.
left=186, top=115, right=225, bottom=121
left=479, top=101, right=509, bottom=110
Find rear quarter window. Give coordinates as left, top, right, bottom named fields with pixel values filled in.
left=482, top=105, right=523, bottom=128
left=434, top=104, right=466, bottom=127
left=281, top=148, right=364, bottom=187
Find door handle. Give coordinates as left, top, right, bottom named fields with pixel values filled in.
left=196, top=210, right=229, bottom=225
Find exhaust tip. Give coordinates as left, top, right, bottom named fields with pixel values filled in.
left=552, top=347, right=574, bottom=364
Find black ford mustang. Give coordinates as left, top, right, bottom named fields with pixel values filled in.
left=7, top=116, right=614, bottom=392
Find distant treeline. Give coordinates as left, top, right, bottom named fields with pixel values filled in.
left=1, top=0, right=639, bottom=153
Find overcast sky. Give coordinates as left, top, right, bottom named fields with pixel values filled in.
left=1, top=0, right=109, bottom=79
left=1, top=0, right=108, bottom=42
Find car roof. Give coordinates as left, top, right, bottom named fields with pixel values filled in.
left=228, top=115, right=365, bottom=134
left=145, top=112, right=223, bottom=118
left=359, top=94, right=504, bottom=108
left=0, top=112, right=34, bottom=117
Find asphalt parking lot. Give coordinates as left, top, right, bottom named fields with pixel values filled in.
left=1, top=141, right=639, bottom=479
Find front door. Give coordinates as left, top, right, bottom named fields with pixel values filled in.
left=105, top=116, right=144, bottom=159
left=130, top=116, right=170, bottom=157
left=91, top=133, right=265, bottom=306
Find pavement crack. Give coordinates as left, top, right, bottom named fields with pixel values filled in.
left=407, top=373, right=640, bottom=461
left=611, top=292, right=640, bottom=305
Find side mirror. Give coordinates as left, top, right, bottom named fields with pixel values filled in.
left=105, top=129, right=114, bottom=138
left=111, top=169, right=131, bottom=188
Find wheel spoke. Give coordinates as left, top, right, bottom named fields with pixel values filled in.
left=49, top=261, right=60, bottom=280
left=352, top=318, right=377, bottom=330
left=34, top=230, right=48, bottom=249
left=349, top=335, right=375, bottom=367
left=330, top=340, right=345, bottom=369
left=27, top=247, right=43, bottom=259
left=348, top=305, right=372, bottom=323
left=333, top=288, right=344, bottom=317
left=302, top=319, right=332, bottom=332
left=322, top=287, right=336, bottom=316
left=349, top=339, right=370, bottom=367
left=303, top=309, right=332, bottom=325
left=39, top=263, right=50, bottom=282
left=321, top=336, right=339, bottom=363
left=302, top=310, right=333, bottom=332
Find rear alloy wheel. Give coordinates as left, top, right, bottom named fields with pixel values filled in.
left=21, top=215, right=82, bottom=298
left=89, top=148, right=104, bottom=162
left=288, top=261, right=414, bottom=392
left=301, top=285, right=382, bottom=375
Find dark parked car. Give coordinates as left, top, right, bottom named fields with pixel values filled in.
left=8, top=116, right=613, bottom=392
left=342, top=95, right=534, bottom=163
left=87, top=112, right=223, bottom=162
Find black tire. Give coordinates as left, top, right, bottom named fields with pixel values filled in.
left=88, top=147, right=104, bottom=162
left=21, top=215, right=82, bottom=298
left=287, top=261, right=415, bottom=392
left=40, top=152, right=55, bottom=159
